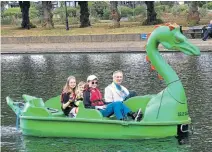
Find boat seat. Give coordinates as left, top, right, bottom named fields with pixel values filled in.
left=124, top=95, right=155, bottom=113
left=22, top=98, right=51, bottom=117
left=22, top=94, right=38, bottom=103
left=76, top=101, right=103, bottom=119
left=45, top=95, right=62, bottom=111
left=29, top=98, right=45, bottom=107
left=22, top=107, right=51, bottom=117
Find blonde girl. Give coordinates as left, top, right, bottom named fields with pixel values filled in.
left=61, top=76, right=78, bottom=117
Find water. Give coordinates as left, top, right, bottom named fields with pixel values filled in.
left=1, top=52, right=212, bottom=152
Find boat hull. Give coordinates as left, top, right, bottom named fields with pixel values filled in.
left=20, top=116, right=190, bottom=139
left=7, top=95, right=191, bottom=139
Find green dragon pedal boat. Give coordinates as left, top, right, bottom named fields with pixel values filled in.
left=6, top=23, right=200, bottom=139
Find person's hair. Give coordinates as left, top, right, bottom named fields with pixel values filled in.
left=75, top=81, right=86, bottom=96
left=112, top=70, right=123, bottom=78
left=84, top=83, right=89, bottom=90
left=62, top=76, right=76, bottom=93
left=77, top=81, right=86, bottom=88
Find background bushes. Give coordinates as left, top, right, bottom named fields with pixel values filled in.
left=1, top=2, right=212, bottom=26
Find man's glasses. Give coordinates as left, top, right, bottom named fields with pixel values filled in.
left=92, top=81, right=98, bottom=84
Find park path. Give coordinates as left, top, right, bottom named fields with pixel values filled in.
left=1, top=39, right=212, bottom=54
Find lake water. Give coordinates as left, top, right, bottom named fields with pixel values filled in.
left=1, top=52, right=212, bottom=152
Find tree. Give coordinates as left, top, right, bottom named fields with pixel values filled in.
left=19, top=1, right=30, bottom=29
left=159, top=1, right=175, bottom=7
left=42, top=1, right=54, bottom=28
left=187, top=1, right=200, bottom=25
left=110, top=1, right=120, bottom=28
left=143, top=1, right=162, bottom=25
left=91, top=1, right=109, bottom=18
left=1, top=1, right=8, bottom=12
left=79, top=1, right=91, bottom=28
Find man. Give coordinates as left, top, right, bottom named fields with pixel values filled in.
left=202, top=20, right=212, bottom=41
left=83, top=74, right=141, bottom=121
left=104, top=70, right=136, bottom=103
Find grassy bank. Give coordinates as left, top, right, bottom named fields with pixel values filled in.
left=1, top=22, right=156, bottom=37
left=0, top=19, right=206, bottom=37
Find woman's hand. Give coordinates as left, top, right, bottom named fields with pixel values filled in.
left=68, top=100, right=74, bottom=103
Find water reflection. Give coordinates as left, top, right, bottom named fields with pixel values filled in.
left=1, top=52, right=212, bottom=151
left=1, top=125, right=188, bottom=152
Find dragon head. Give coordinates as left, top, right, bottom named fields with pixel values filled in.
left=150, top=23, right=200, bottom=56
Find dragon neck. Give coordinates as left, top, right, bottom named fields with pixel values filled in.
left=146, top=37, right=186, bottom=101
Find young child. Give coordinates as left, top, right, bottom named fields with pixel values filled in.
left=76, top=81, right=86, bottom=101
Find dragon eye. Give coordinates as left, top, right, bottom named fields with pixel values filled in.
left=175, top=38, right=181, bottom=43
left=175, top=35, right=184, bottom=44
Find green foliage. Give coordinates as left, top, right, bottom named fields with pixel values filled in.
left=154, top=2, right=161, bottom=7
left=29, top=7, right=39, bottom=19
left=67, top=7, right=77, bottom=17
left=203, top=2, right=212, bottom=10
left=90, top=16, right=100, bottom=24
left=2, top=7, right=39, bottom=19
left=89, top=1, right=109, bottom=18
left=155, top=5, right=170, bottom=13
left=54, top=7, right=64, bottom=19
left=171, top=4, right=188, bottom=16
left=88, top=1, right=93, bottom=8
left=159, top=1, right=175, bottom=7
left=102, top=8, right=110, bottom=20
left=134, top=6, right=146, bottom=16
left=199, top=7, right=208, bottom=17
left=69, top=17, right=80, bottom=24
left=53, top=6, right=78, bottom=23
left=155, top=1, right=174, bottom=7
left=29, top=22, right=37, bottom=28
left=119, top=6, right=133, bottom=17
left=2, top=7, right=22, bottom=18
left=128, top=15, right=145, bottom=22
left=30, top=2, right=43, bottom=18
left=197, top=1, right=207, bottom=7
left=1, top=16, right=21, bottom=25
left=53, top=7, right=78, bottom=19
left=155, top=8, right=163, bottom=18
left=1, top=7, right=39, bottom=25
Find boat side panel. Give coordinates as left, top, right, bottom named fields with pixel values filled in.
left=20, top=119, right=177, bottom=139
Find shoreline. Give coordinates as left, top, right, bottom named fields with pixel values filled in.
left=1, top=34, right=211, bottom=54
left=1, top=40, right=212, bottom=54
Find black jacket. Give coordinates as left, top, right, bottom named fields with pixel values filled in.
left=61, top=92, right=76, bottom=116
left=83, top=88, right=109, bottom=109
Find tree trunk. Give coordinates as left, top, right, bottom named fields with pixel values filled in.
left=79, top=1, right=91, bottom=28
left=42, top=1, right=54, bottom=29
left=1, top=1, right=8, bottom=12
left=143, top=1, right=158, bottom=25
left=110, top=1, right=120, bottom=28
left=19, top=1, right=30, bottom=29
left=187, top=2, right=200, bottom=25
